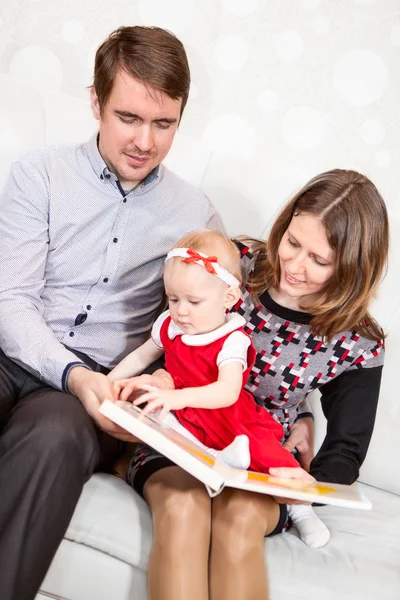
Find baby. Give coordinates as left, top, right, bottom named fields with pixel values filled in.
left=108, top=229, right=329, bottom=547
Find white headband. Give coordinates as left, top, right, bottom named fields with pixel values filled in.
left=165, top=248, right=240, bottom=287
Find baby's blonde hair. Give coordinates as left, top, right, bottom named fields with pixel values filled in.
left=171, top=229, right=242, bottom=283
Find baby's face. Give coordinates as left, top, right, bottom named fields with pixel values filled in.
left=164, top=260, right=229, bottom=335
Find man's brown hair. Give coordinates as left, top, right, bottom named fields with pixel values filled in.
left=93, top=26, right=190, bottom=117
left=243, top=169, right=389, bottom=341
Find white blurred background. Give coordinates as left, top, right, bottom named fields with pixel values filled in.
left=0, top=0, right=398, bottom=323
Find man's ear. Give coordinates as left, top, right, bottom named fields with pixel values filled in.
left=223, top=286, right=241, bottom=309
left=90, top=86, right=101, bottom=121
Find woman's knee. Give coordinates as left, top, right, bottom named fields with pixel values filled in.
left=211, top=490, right=273, bottom=560
left=146, top=469, right=212, bottom=545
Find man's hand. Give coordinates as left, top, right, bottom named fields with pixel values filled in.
left=268, top=466, right=316, bottom=505
left=282, top=416, right=314, bottom=472
left=112, top=369, right=175, bottom=402
left=67, top=366, right=140, bottom=442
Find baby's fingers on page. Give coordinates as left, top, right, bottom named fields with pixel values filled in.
left=133, top=383, right=160, bottom=394
left=158, top=406, right=171, bottom=421
left=132, top=392, right=157, bottom=406
left=139, top=398, right=163, bottom=418
left=119, top=381, right=141, bottom=401
left=112, top=380, right=129, bottom=399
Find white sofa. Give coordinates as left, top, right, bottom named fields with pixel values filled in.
left=0, top=74, right=399, bottom=600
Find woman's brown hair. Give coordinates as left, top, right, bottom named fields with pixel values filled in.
left=243, top=169, right=389, bottom=341
left=93, top=26, right=190, bottom=118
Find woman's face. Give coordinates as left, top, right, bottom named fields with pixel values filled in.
left=277, top=213, right=335, bottom=309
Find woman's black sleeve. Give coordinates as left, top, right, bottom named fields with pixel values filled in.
left=309, top=366, right=383, bottom=485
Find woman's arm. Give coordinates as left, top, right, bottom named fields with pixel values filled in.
left=295, top=397, right=314, bottom=421
left=108, top=339, right=164, bottom=382
left=310, top=366, right=383, bottom=484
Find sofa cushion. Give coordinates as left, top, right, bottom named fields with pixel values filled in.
left=65, top=474, right=153, bottom=571
left=64, top=474, right=400, bottom=600
left=39, top=539, right=147, bottom=600
left=268, top=485, right=400, bottom=599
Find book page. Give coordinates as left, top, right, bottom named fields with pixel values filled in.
left=100, top=399, right=371, bottom=509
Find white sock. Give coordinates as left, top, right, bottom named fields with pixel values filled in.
left=216, top=435, right=251, bottom=470
left=288, top=505, right=330, bottom=548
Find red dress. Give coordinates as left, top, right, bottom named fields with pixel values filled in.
left=156, top=313, right=299, bottom=472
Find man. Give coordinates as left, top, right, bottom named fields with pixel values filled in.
left=0, top=26, right=221, bottom=600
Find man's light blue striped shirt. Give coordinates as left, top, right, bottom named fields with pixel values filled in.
left=0, top=134, right=221, bottom=389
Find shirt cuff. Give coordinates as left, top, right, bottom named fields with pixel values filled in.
left=62, top=361, right=92, bottom=393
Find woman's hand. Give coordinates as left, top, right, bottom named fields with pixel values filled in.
left=112, top=370, right=175, bottom=402
left=268, top=466, right=316, bottom=505
left=282, top=416, right=314, bottom=472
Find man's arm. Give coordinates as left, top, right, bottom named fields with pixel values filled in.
left=0, top=156, right=90, bottom=390
left=67, top=366, right=142, bottom=442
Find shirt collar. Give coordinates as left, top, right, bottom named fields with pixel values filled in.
left=85, top=133, right=106, bottom=179
left=84, top=133, right=160, bottom=188
left=168, top=313, right=246, bottom=346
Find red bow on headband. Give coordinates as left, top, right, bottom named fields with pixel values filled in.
left=182, top=248, right=218, bottom=275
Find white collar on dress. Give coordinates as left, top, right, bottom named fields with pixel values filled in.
left=168, top=312, right=246, bottom=346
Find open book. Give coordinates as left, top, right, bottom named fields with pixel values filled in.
left=100, top=399, right=372, bottom=509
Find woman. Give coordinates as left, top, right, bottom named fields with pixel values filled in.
left=123, top=169, right=389, bottom=600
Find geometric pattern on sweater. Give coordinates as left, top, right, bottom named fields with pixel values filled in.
left=231, top=243, right=385, bottom=438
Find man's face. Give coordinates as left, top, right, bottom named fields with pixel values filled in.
left=91, top=70, right=182, bottom=190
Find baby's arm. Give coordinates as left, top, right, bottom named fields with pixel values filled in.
left=108, top=339, right=164, bottom=382
left=108, top=310, right=169, bottom=382
left=134, top=360, right=244, bottom=419
left=135, top=330, right=250, bottom=418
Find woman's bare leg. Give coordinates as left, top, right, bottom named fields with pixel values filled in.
left=144, top=466, right=212, bottom=600
left=210, top=488, right=281, bottom=600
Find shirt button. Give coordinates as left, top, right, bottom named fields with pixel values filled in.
left=103, top=277, right=109, bottom=283
left=86, top=305, right=92, bottom=310
left=69, top=332, right=74, bottom=337
left=100, top=174, right=104, bottom=180
left=113, top=238, right=118, bottom=243
left=123, top=199, right=127, bottom=203
left=105, top=174, right=111, bottom=179
left=75, top=313, right=87, bottom=325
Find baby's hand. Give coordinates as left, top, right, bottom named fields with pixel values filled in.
left=112, top=374, right=163, bottom=402
left=133, top=385, right=189, bottom=420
